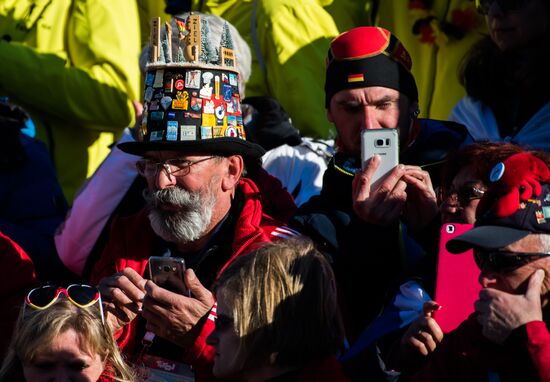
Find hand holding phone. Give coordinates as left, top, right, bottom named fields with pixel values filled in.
left=433, top=223, right=480, bottom=333
left=361, top=128, right=399, bottom=186
left=147, top=256, right=188, bottom=295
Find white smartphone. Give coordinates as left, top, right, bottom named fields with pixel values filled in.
left=361, top=128, right=399, bottom=185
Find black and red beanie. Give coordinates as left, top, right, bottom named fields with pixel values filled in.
left=325, top=27, right=418, bottom=107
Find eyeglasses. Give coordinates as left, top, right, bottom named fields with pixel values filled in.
left=136, top=156, right=216, bottom=178
left=476, top=0, right=531, bottom=15
left=26, top=284, right=105, bottom=323
left=439, top=182, right=486, bottom=207
left=473, top=249, right=550, bottom=273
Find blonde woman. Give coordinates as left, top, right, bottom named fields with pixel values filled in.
left=0, top=284, right=134, bottom=382
left=207, top=238, right=349, bottom=381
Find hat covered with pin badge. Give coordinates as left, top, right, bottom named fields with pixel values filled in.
left=119, top=13, right=265, bottom=158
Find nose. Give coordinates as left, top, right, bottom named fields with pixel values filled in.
left=154, top=165, right=177, bottom=189
left=440, top=203, right=462, bottom=223
left=360, top=106, right=380, bottom=130
left=52, top=368, right=71, bottom=382
left=479, top=271, right=498, bottom=288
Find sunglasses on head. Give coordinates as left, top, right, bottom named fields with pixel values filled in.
left=476, top=0, right=532, bottom=15
left=26, top=284, right=104, bottom=323
left=473, top=248, right=550, bottom=273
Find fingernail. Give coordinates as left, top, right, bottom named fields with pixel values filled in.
left=398, top=164, right=405, bottom=170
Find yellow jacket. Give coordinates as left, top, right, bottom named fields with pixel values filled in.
left=136, top=0, right=171, bottom=48
left=0, top=0, right=141, bottom=201
left=194, top=0, right=346, bottom=139
left=375, top=0, right=486, bottom=120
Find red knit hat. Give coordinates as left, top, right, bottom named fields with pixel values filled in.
left=325, top=27, right=418, bottom=107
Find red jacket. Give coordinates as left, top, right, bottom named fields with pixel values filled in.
left=0, top=231, right=37, bottom=356
left=90, top=178, right=297, bottom=380
left=408, top=314, right=550, bottom=382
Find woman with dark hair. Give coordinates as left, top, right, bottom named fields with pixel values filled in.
left=439, top=142, right=550, bottom=224
left=449, top=0, right=550, bottom=148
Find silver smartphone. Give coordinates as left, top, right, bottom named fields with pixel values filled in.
left=147, top=256, right=188, bottom=295
left=360, top=128, right=399, bottom=186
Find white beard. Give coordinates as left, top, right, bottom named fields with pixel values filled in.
left=144, top=183, right=217, bottom=245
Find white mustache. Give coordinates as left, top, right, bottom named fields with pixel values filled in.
left=143, top=187, right=201, bottom=209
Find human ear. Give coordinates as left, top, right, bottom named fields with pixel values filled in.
left=221, top=155, right=243, bottom=191
left=327, top=107, right=334, bottom=123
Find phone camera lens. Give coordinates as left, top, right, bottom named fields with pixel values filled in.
left=376, top=139, right=384, bottom=146
left=163, top=265, right=171, bottom=272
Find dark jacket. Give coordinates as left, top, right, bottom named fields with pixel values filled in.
left=291, top=119, right=469, bottom=340
left=265, top=356, right=351, bottom=382
left=0, top=110, right=68, bottom=283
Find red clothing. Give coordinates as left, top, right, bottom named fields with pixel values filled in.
left=90, top=178, right=296, bottom=380
left=408, top=314, right=550, bottom=382
left=0, top=231, right=37, bottom=356
left=249, top=164, right=297, bottom=223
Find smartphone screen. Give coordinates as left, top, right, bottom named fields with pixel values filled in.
left=147, top=256, right=188, bottom=295
left=360, top=128, right=399, bottom=186
left=433, top=223, right=480, bottom=333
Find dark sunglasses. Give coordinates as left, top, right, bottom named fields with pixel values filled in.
left=439, top=182, right=486, bottom=206
left=476, top=0, right=532, bottom=15
left=26, top=284, right=104, bottom=323
left=474, top=249, right=550, bottom=273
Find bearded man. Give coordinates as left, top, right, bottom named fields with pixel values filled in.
left=91, top=144, right=296, bottom=382
left=89, top=14, right=297, bottom=382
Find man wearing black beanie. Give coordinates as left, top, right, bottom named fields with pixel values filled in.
left=291, top=26, right=471, bottom=376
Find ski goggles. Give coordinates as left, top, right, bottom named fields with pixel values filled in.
left=25, top=284, right=105, bottom=323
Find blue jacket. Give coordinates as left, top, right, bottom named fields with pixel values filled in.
left=0, top=130, right=69, bottom=282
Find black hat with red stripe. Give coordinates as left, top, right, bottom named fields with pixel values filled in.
left=325, top=27, right=418, bottom=107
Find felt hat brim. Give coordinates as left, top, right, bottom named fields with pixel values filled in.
left=118, top=137, right=266, bottom=158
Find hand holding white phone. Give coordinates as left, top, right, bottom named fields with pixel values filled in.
left=361, top=128, right=399, bottom=186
